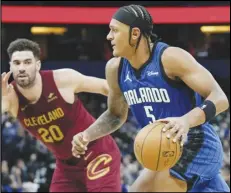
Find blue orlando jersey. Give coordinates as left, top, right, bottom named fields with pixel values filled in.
left=119, top=42, right=194, bottom=128
left=118, top=42, right=226, bottom=190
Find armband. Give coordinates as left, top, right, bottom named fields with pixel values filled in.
left=199, top=100, right=216, bottom=123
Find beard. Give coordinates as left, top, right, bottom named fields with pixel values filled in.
left=15, top=74, right=36, bottom=89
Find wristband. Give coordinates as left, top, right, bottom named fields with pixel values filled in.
left=199, top=100, right=216, bottom=123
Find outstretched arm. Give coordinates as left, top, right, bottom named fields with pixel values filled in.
left=54, top=68, right=109, bottom=96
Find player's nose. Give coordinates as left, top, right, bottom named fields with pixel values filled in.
left=106, top=31, right=113, bottom=41
left=18, top=64, right=26, bottom=71
left=19, top=68, right=26, bottom=74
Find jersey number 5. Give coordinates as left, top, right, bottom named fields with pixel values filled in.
left=38, top=125, right=64, bottom=143
left=144, top=106, right=156, bottom=124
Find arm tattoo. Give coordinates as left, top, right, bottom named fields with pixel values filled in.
left=85, top=98, right=128, bottom=142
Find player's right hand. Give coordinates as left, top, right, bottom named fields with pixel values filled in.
left=2, top=71, right=13, bottom=97
left=72, top=132, right=89, bottom=158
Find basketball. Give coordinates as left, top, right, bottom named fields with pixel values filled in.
left=134, top=122, right=183, bottom=172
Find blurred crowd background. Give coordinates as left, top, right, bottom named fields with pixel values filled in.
left=1, top=1, right=230, bottom=192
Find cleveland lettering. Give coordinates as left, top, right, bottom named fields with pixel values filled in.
left=24, top=107, right=64, bottom=127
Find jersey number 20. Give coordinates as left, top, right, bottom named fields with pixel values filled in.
left=38, top=125, right=64, bottom=143
left=144, top=106, right=156, bottom=124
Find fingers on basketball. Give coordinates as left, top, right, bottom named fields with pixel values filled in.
left=134, top=122, right=183, bottom=172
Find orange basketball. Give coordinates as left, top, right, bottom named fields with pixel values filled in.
left=134, top=122, right=183, bottom=171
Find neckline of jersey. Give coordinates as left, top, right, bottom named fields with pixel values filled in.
left=131, top=41, right=158, bottom=74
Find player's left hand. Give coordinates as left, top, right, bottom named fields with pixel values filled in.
left=157, top=117, right=190, bottom=146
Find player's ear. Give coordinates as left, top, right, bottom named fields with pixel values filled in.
left=131, top=27, right=141, bottom=41
left=36, top=60, right=41, bottom=71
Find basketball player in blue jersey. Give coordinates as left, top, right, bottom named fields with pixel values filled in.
left=72, top=4, right=230, bottom=192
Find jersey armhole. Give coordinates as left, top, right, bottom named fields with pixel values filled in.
left=159, top=46, right=187, bottom=88
left=51, top=70, right=74, bottom=105
left=159, top=47, right=196, bottom=109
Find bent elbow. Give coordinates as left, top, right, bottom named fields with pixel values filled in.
left=120, top=112, right=128, bottom=124
left=101, top=81, right=109, bottom=96
left=108, top=108, right=128, bottom=127
left=222, top=95, right=230, bottom=111
left=103, top=84, right=110, bottom=96
left=218, top=92, right=230, bottom=112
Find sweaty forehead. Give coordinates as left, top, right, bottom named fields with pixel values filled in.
left=11, top=51, right=34, bottom=61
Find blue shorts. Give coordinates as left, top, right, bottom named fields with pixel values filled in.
left=170, top=124, right=229, bottom=192
left=188, top=173, right=230, bottom=192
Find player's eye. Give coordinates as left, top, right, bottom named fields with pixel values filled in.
left=24, top=60, right=32, bottom=64
left=13, top=61, right=20, bottom=65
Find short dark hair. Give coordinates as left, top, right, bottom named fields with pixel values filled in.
left=7, top=38, right=41, bottom=59
left=121, top=4, right=159, bottom=51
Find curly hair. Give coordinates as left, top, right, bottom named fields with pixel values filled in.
left=7, top=38, right=41, bottom=59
